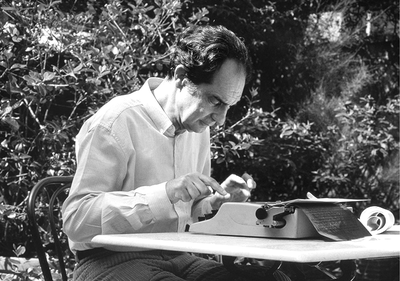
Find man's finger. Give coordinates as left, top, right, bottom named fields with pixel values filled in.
left=199, top=174, right=227, bottom=196
left=242, top=172, right=256, bottom=189
left=241, top=189, right=251, bottom=198
left=190, top=178, right=209, bottom=198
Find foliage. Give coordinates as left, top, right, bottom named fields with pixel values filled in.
left=211, top=93, right=399, bottom=217
left=313, top=96, right=399, bottom=209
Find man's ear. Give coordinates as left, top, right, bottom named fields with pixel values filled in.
left=174, top=65, right=188, bottom=88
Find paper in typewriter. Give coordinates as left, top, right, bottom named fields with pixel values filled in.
left=298, top=203, right=371, bottom=241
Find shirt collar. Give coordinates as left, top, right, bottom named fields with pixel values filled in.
left=140, top=78, right=176, bottom=137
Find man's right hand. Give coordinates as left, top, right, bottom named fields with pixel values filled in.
left=166, top=173, right=227, bottom=204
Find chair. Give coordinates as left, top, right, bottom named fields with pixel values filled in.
left=27, top=176, right=74, bottom=281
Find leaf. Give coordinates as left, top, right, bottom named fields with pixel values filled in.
left=74, top=63, right=83, bottom=73
left=10, top=63, right=27, bottom=70
left=240, top=143, right=251, bottom=150
left=0, top=106, right=12, bottom=117
left=43, top=71, right=55, bottom=81
left=249, top=87, right=259, bottom=97
left=92, top=63, right=101, bottom=72
left=1, top=6, right=17, bottom=11
left=23, top=75, right=36, bottom=85
left=13, top=245, right=26, bottom=257
left=280, top=130, right=293, bottom=138
left=98, top=70, right=111, bottom=79
left=29, top=71, right=41, bottom=80
left=7, top=212, right=16, bottom=219
left=1, top=116, right=19, bottom=131
left=216, top=157, right=225, bottom=164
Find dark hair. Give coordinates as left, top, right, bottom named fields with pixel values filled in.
left=167, top=25, right=251, bottom=84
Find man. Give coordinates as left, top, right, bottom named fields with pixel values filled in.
left=62, top=25, right=257, bottom=280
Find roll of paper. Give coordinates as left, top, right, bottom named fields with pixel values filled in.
left=360, top=206, right=395, bottom=235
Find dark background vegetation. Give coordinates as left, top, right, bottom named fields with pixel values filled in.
left=0, top=0, right=398, bottom=279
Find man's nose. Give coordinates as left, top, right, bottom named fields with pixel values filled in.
left=212, top=106, right=229, bottom=126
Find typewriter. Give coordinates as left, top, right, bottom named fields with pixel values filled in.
left=189, top=199, right=371, bottom=240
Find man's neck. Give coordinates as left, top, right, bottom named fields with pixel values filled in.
left=152, top=78, right=183, bottom=134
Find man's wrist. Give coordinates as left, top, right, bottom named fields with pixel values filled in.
left=210, top=195, right=223, bottom=210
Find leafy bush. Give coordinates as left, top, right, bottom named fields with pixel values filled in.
left=211, top=93, right=399, bottom=218
left=313, top=96, right=399, bottom=211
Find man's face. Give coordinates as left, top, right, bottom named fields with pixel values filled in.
left=176, top=59, right=246, bottom=134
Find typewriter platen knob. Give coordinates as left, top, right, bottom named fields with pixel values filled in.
left=255, top=207, right=268, bottom=220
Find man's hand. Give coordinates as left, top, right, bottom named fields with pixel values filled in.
left=166, top=172, right=227, bottom=204
left=209, top=173, right=256, bottom=210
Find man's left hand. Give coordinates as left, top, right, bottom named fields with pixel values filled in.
left=209, top=173, right=256, bottom=210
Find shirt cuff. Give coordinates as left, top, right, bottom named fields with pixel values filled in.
left=136, top=182, right=176, bottom=222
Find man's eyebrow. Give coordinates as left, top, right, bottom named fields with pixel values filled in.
left=212, top=94, right=239, bottom=106
left=214, top=95, right=229, bottom=105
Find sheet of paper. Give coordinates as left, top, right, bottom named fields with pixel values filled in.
left=359, top=206, right=395, bottom=235
left=299, top=204, right=371, bottom=241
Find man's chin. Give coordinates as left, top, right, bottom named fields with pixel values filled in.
left=197, top=127, right=207, bottom=133
left=184, top=121, right=211, bottom=133
left=188, top=126, right=207, bottom=134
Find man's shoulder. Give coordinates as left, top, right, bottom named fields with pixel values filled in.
left=104, top=80, right=156, bottom=117
left=87, top=92, right=147, bottom=131
left=108, top=92, right=143, bottom=110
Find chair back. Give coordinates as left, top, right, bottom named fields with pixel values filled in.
left=27, top=176, right=74, bottom=281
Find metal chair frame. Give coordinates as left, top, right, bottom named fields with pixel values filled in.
left=27, top=176, right=74, bottom=281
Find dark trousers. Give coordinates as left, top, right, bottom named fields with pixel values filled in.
left=74, top=248, right=292, bottom=281
left=74, top=249, right=250, bottom=281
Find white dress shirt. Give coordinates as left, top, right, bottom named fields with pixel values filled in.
left=62, top=78, right=213, bottom=253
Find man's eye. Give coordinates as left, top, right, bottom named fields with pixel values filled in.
left=209, top=97, right=222, bottom=106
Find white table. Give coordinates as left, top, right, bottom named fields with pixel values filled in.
left=91, top=225, right=400, bottom=263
